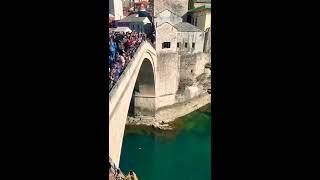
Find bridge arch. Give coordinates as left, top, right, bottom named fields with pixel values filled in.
left=132, top=58, right=156, bottom=116
left=109, top=42, right=157, bottom=167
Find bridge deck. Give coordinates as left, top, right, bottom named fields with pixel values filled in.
left=108, top=40, right=157, bottom=167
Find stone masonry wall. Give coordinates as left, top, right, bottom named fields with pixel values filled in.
left=179, top=52, right=210, bottom=82
left=154, top=52, right=210, bottom=110
left=154, top=9, right=182, bottom=27
left=175, top=52, right=210, bottom=103
left=154, top=0, right=189, bottom=17
left=156, top=22, right=178, bottom=53
left=176, top=31, right=205, bottom=54
left=155, top=52, right=180, bottom=109
left=204, top=27, right=212, bottom=53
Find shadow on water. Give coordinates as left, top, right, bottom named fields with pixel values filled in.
left=124, top=103, right=211, bottom=139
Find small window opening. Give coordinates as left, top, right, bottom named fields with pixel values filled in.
left=162, top=42, right=171, bottom=49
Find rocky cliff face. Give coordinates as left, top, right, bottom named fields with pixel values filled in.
left=176, top=60, right=211, bottom=103
left=177, top=52, right=211, bottom=98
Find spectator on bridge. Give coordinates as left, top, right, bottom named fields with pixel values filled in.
left=119, top=54, right=125, bottom=68
left=110, top=39, right=117, bottom=60
left=124, top=171, right=138, bottom=180
left=114, top=169, right=123, bottom=180
left=107, top=30, right=149, bottom=92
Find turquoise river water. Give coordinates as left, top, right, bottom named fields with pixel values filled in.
left=119, top=104, right=211, bottom=180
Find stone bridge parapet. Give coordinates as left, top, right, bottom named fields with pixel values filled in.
left=109, top=41, right=157, bottom=167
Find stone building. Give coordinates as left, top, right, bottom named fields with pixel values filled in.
left=189, top=0, right=211, bottom=9
left=116, top=14, right=153, bottom=34
left=156, top=22, right=178, bottom=53
left=187, top=1, right=212, bottom=53
left=122, top=0, right=133, bottom=17
left=122, top=0, right=132, bottom=8
left=154, top=0, right=189, bottom=18
left=109, top=0, right=124, bottom=20
left=154, top=9, right=182, bottom=28
left=189, top=4, right=211, bottom=31
left=155, top=10, right=204, bottom=54
left=152, top=6, right=211, bottom=111
left=204, top=27, right=211, bottom=53
left=175, top=22, right=204, bottom=54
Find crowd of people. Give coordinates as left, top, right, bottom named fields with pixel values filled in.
left=109, top=169, right=138, bottom=180
left=108, top=159, right=138, bottom=180
left=108, top=31, right=147, bottom=92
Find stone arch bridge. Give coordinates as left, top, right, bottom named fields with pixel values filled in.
left=109, top=41, right=157, bottom=167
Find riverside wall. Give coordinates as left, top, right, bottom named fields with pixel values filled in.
left=128, top=52, right=211, bottom=126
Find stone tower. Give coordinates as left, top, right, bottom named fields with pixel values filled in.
left=154, top=0, right=189, bottom=17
